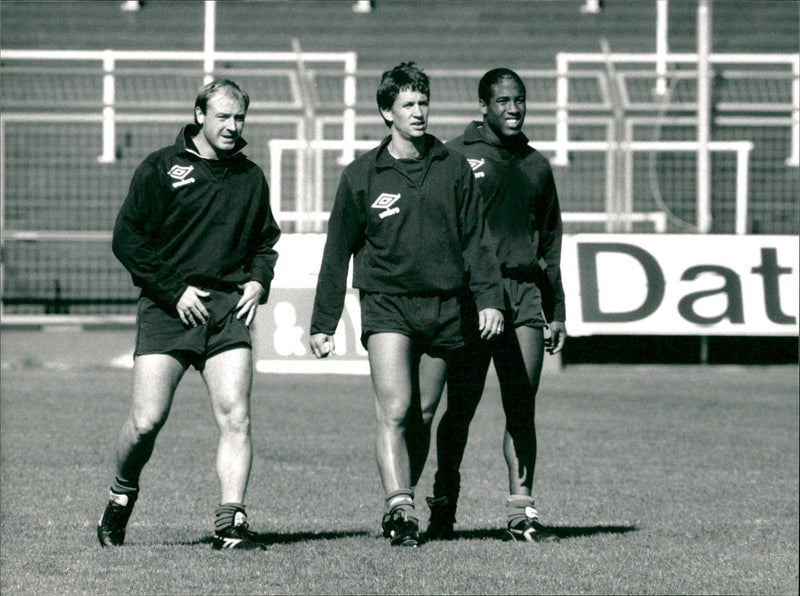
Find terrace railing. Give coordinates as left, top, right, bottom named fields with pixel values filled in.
left=1, top=49, right=797, bottom=321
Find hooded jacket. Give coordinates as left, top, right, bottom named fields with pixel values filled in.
left=447, top=121, right=566, bottom=323
left=113, top=124, right=281, bottom=308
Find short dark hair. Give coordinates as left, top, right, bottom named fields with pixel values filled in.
left=376, top=62, right=430, bottom=127
left=478, top=68, right=526, bottom=104
left=194, top=78, right=250, bottom=123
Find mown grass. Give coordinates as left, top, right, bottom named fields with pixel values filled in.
left=1, top=364, right=797, bottom=595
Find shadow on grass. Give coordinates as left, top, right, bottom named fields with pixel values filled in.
left=168, top=524, right=636, bottom=547
left=178, top=529, right=372, bottom=547
left=433, top=524, right=638, bottom=542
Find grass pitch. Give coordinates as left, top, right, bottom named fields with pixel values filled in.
left=1, top=363, right=797, bottom=595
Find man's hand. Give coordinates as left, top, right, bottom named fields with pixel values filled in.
left=176, top=286, right=210, bottom=327
left=310, top=333, right=335, bottom=359
left=236, top=281, right=265, bottom=327
left=546, top=321, right=567, bottom=354
left=478, top=308, right=505, bottom=340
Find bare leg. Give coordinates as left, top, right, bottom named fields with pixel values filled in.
left=367, top=333, right=417, bottom=495
left=202, top=347, right=253, bottom=504
left=494, top=326, right=545, bottom=495
left=115, top=354, right=187, bottom=484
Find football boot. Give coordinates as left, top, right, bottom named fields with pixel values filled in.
left=425, top=495, right=457, bottom=540
left=97, top=491, right=138, bottom=547
left=212, top=512, right=267, bottom=550
left=503, top=504, right=560, bottom=543
left=383, top=507, right=419, bottom=547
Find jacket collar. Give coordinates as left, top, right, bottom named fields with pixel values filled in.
left=463, top=120, right=529, bottom=152
left=175, top=124, right=248, bottom=159
left=374, top=134, right=448, bottom=168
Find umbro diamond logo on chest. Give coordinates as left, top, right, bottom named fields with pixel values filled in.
left=372, top=192, right=401, bottom=219
left=168, top=164, right=196, bottom=188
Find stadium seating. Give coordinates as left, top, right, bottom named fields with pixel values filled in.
left=0, top=0, right=797, bottom=313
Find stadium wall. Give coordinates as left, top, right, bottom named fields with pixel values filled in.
left=3, top=232, right=797, bottom=372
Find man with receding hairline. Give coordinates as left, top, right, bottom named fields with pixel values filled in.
left=97, top=78, right=280, bottom=550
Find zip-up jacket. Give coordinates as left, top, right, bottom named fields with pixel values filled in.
left=447, top=121, right=566, bottom=322
left=113, top=124, right=281, bottom=308
left=310, top=134, right=503, bottom=336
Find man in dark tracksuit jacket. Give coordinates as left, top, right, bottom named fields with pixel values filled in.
left=309, top=63, right=504, bottom=547
left=98, top=79, right=280, bottom=551
left=113, top=127, right=279, bottom=310
left=309, top=134, right=503, bottom=331
left=427, top=68, right=567, bottom=543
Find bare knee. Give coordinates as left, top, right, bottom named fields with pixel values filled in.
left=124, top=411, right=166, bottom=442
left=375, top=397, right=410, bottom=432
left=216, top=404, right=251, bottom=436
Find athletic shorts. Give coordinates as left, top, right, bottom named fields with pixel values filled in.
left=460, top=278, right=546, bottom=346
left=134, top=288, right=251, bottom=369
left=503, top=278, right=547, bottom=329
left=359, top=291, right=464, bottom=356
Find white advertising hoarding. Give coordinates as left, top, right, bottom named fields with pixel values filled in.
left=252, top=234, right=798, bottom=372
left=562, top=234, right=799, bottom=337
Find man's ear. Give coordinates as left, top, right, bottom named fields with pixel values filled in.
left=479, top=99, right=488, bottom=117
left=195, top=106, right=205, bottom=126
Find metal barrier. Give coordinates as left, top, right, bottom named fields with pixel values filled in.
left=1, top=53, right=796, bottom=322
left=0, top=48, right=358, bottom=164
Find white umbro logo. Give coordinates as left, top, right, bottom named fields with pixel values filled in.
left=371, top=193, right=401, bottom=219
left=168, top=164, right=196, bottom=188
left=467, top=158, right=485, bottom=178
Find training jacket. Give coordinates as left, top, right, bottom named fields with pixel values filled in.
left=447, top=121, right=565, bottom=323
left=310, top=134, right=503, bottom=336
left=113, top=124, right=281, bottom=308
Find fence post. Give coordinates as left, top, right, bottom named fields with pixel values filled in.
left=600, top=39, right=629, bottom=232
left=735, top=143, right=753, bottom=234
left=203, top=0, right=216, bottom=85
left=696, top=0, right=712, bottom=233
left=339, top=52, right=357, bottom=165
left=269, top=141, right=284, bottom=225
left=291, top=39, right=315, bottom=233
left=554, top=53, right=570, bottom=166
left=788, top=55, right=799, bottom=166
left=98, top=50, right=116, bottom=163
left=653, top=0, right=669, bottom=97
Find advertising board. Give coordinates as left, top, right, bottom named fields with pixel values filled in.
left=252, top=234, right=799, bottom=373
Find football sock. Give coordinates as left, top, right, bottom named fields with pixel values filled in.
left=432, top=470, right=460, bottom=501
left=506, top=494, right=535, bottom=526
left=110, top=476, right=139, bottom=499
left=214, top=503, right=246, bottom=532
left=385, top=489, right=415, bottom=515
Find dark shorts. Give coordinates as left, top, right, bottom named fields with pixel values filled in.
left=359, top=291, right=464, bottom=357
left=135, top=288, right=251, bottom=369
left=460, top=278, right=546, bottom=346
left=503, top=278, right=547, bottom=329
